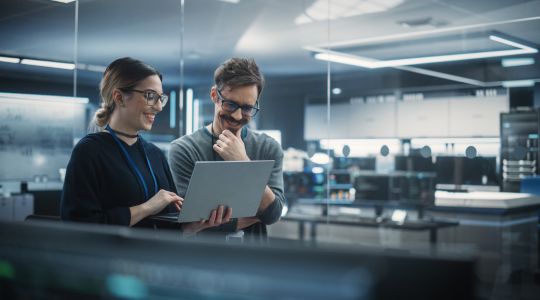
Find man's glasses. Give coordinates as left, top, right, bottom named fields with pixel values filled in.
left=123, top=88, right=169, bottom=107
left=216, top=89, right=259, bottom=117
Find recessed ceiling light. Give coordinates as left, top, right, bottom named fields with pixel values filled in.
left=295, top=0, right=404, bottom=25
left=310, top=153, right=330, bottom=165
left=332, top=88, right=342, bottom=95
left=311, top=166, right=324, bottom=174
left=49, top=0, right=76, bottom=3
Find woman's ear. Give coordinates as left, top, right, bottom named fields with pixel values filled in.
left=112, top=89, right=124, bottom=107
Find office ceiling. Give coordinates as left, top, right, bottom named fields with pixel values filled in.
left=0, top=0, right=539, bottom=88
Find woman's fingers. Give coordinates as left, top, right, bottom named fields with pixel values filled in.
left=215, top=205, right=224, bottom=224
left=223, top=207, right=232, bottom=223
left=207, top=209, right=217, bottom=226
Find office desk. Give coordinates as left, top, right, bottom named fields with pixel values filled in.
left=277, top=194, right=539, bottom=284
left=282, top=214, right=458, bottom=244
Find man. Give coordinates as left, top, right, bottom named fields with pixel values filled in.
left=168, top=58, right=284, bottom=240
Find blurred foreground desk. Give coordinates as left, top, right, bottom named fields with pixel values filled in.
left=0, top=220, right=475, bottom=300
left=430, top=191, right=540, bottom=286
left=282, top=214, right=458, bottom=244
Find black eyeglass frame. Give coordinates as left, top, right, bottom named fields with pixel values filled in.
left=216, top=89, right=260, bottom=117
left=121, top=88, right=169, bottom=107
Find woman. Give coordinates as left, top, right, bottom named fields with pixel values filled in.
left=60, top=57, right=182, bottom=227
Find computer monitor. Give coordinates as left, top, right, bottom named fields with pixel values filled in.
left=462, top=157, right=498, bottom=185
left=435, top=156, right=498, bottom=186
left=435, top=156, right=456, bottom=185
left=334, top=157, right=376, bottom=171
left=395, top=155, right=435, bottom=172
left=284, top=171, right=326, bottom=199
left=354, top=175, right=390, bottom=201
left=354, top=173, right=435, bottom=205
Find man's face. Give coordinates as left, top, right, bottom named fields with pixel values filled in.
left=212, top=85, right=259, bottom=135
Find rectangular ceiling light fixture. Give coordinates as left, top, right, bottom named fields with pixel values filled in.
left=0, top=92, right=89, bottom=104
left=502, top=57, right=535, bottom=67
left=501, top=80, right=535, bottom=88
left=313, top=35, right=538, bottom=69
left=49, top=0, right=76, bottom=3
left=21, top=59, right=75, bottom=70
left=0, top=56, right=20, bottom=64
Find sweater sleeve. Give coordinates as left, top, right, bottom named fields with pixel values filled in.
left=168, top=141, right=194, bottom=199
left=256, top=139, right=285, bottom=225
left=60, top=140, right=131, bottom=225
left=160, top=149, right=180, bottom=214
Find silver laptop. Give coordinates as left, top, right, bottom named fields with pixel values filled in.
left=155, top=160, right=274, bottom=223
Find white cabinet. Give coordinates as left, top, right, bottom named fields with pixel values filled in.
left=305, top=102, right=396, bottom=139
left=328, top=103, right=351, bottom=139
left=349, top=102, right=396, bottom=138
left=397, top=100, right=449, bottom=138
left=304, top=95, right=508, bottom=140
left=448, top=96, right=508, bottom=137
left=305, top=103, right=351, bottom=140
left=304, top=104, right=327, bottom=140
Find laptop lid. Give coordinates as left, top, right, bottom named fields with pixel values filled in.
left=175, top=160, right=274, bottom=223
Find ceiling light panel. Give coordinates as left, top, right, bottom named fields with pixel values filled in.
left=501, top=80, right=535, bottom=88
left=295, top=0, right=404, bottom=25
left=502, top=58, right=535, bottom=67
left=311, top=34, right=537, bottom=69
left=0, top=56, right=20, bottom=64
left=21, top=59, right=75, bottom=70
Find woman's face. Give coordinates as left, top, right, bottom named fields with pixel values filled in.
left=120, top=74, right=163, bottom=132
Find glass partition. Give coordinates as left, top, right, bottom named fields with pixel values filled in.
left=320, top=1, right=539, bottom=259
left=0, top=0, right=80, bottom=189
left=76, top=0, right=184, bottom=146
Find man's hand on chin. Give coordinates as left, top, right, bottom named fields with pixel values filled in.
left=213, top=129, right=250, bottom=161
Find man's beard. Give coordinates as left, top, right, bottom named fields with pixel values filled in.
left=219, top=113, right=248, bottom=134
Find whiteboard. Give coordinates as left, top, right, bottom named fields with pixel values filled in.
left=0, top=93, right=88, bottom=181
